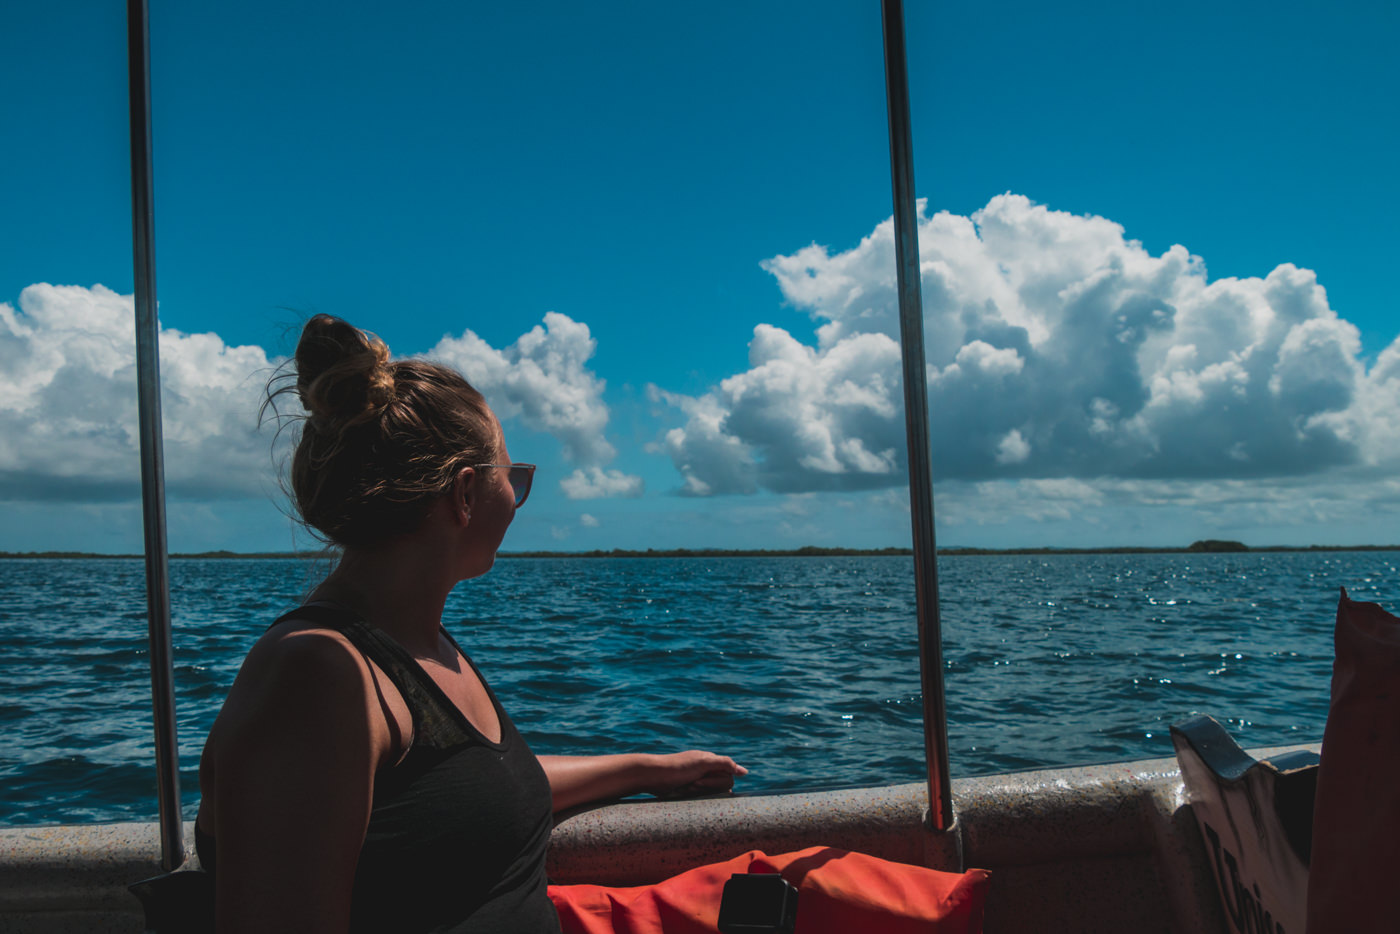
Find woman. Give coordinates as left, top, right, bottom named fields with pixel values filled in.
left=196, top=315, right=745, bottom=933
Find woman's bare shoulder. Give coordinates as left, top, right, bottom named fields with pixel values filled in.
left=249, top=619, right=368, bottom=676
left=205, top=621, right=390, bottom=770
left=235, top=622, right=370, bottom=703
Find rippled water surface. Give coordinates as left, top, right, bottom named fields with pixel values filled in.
left=2, top=551, right=1396, bottom=824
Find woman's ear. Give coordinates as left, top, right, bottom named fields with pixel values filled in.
left=452, top=466, right=474, bottom=526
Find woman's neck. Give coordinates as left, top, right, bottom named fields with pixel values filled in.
left=310, top=545, right=456, bottom=657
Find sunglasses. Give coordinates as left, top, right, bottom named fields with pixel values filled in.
left=474, top=463, right=536, bottom=507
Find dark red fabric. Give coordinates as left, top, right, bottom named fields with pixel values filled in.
left=548, top=846, right=989, bottom=934
left=1306, top=590, right=1400, bottom=933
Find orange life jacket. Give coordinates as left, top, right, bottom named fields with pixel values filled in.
left=549, top=845, right=989, bottom=934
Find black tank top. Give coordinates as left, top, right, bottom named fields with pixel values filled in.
left=199, top=603, right=561, bottom=934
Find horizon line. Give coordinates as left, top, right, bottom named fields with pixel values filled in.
left=2, top=541, right=1398, bottom=560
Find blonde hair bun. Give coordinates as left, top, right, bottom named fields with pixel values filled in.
left=271, top=314, right=500, bottom=550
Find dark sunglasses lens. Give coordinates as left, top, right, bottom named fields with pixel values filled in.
left=509, top=466, right=533, bottom=506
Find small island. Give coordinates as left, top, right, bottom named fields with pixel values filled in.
left=1185, top=539, right=1250, bottom=553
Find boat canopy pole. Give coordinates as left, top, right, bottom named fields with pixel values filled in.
left=880, top=0, right=954, bottom=832
left=127, top=0, right=184, bottom=871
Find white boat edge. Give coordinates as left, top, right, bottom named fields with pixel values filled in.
left=0, top=741, right=1319, bottom=933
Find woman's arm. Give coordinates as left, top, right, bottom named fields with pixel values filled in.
left=538, top=751, right=747, bottom=812
left=204, top=629, right=391, bottom=934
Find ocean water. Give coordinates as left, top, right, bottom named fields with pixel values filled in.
left=2, top=550, right=1397, bottom=825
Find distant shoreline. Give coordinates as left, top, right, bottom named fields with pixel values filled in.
left=3, top=542, right=1397, bottom=560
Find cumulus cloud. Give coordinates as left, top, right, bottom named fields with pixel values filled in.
left=580, top=513, right=600, bottom=527
left=0, top=292, right=646, bottom=507
left=0, top=284, right=275, bottom=502
left=1350, top=338, right=1400, bottom=464
left=559, top=467, right=644, bottom=500
left=654, top=194, right=1395, bottom=495
left=652, top=327, right=903, bottom=495
left=426, top=312, right=643, bottom=497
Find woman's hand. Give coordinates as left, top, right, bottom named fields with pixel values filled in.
left=640, top=750, right=748, bottom=799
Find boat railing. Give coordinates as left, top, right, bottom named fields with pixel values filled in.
left=125, top=0, right=183, bottom=874
left=3, top=748, right=1283, bottom=930
left=880, top=0, right=954, bottom=835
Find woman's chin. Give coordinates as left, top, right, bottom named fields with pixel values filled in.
left=462, top=553, right=497, bottom=580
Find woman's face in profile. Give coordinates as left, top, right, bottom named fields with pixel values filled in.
left=462, top=421, right=518, bottom=578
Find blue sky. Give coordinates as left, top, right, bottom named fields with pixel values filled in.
left=2, top=0, right=1398, bottom=554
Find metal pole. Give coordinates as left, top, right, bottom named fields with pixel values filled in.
left=127, top=0, right=184, bottom=871
left=880, top=0, right=954, bottom=832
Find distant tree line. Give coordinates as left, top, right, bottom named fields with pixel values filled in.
left=2, top=542, right=1397, bottom=560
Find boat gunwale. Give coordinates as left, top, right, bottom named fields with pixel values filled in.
left=0, top=742, right=1319, bottom=931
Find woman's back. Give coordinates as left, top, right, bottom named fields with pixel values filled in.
left=200, top=604, right=558, bottom=933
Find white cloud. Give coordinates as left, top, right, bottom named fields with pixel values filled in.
left=426, top=312, right=643, bottom=497
left=426, top=312, right=615, bottom=464
left=995, top=429, right=1030, bottom=465
left=654, top=194, right=1396, bottom=496
left=649, top=386, right=759, bottom=496
left=0, top=284, right=275, bottom=502
left=651, top=326, right=903, bottom=494
left=579, top=513, right=599, bottom=527
left=559, top=466, right=644, bottom=500
left=1347, top=337, right=1400, bottom=464
left=0, top=291, right=651, bottom=508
